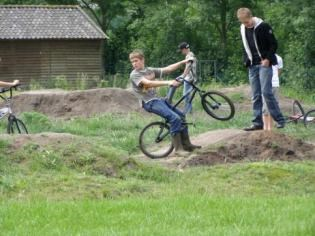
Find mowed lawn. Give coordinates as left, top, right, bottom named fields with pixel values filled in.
left=1, top=162, right=315, bottom=236
left=1, top=196, right=314, bottom=236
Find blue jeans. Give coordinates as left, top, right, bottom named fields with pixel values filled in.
left=143, top=99, right=187, bottom=135
left=249, top=65, right=285, bottom=126
left=183, top=81, right=193, bottom=114
left=166, top=81, right=193, bottom=114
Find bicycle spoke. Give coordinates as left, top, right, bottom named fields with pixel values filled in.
left=203, top=94, right=232, bottom=118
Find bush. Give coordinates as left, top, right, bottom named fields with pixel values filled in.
left=29, top=79, right=43, bottom=90
left=54, top=75, right=69, bottom=90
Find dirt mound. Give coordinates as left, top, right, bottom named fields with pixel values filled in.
left=1, top=132, right=77, bottom=150
left=1, top=132, right=139, bottom=178
left=12, top=88, right=140, bottom=118
left=184, top=131, right=315, bottom=167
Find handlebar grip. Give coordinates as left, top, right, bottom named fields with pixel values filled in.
left=175, top=76, right=184, bottom=82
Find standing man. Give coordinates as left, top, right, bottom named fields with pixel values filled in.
left=129, top=49, right=201, bottom=155
left=263, top=54, right=283, bottom=130
left=237, top=8, right=285, bottom=131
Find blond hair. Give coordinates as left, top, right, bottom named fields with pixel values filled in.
left=129, top=49, right=145, bottom=60
left=237, top=8, right=253, bottom=19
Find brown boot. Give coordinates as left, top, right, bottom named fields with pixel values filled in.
left=172, top=133, right=190, bottom=156
left=181, top=131, right=201, bottom=151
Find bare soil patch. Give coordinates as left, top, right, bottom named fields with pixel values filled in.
left=12, top=88, right=140, bottom=119
left=2, top=132, right=76, bottom=150
left=183, top=131, right=315, bottom=168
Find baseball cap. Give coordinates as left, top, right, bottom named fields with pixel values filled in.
left=178, top=42, right=190, bottom=50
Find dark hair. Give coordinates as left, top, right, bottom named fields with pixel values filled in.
left=178, top=42, right=190, bottom=50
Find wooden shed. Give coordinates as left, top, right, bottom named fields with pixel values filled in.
left=0, top=5, right=108, bottom=86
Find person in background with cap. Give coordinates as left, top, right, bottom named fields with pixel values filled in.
left=167, top=42, right=198, bottom=114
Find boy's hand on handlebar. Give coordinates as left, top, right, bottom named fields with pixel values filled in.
left=12, top=80, right=20, bottom=86
left=169, top=80, right=181, bottom=87
left=175, top=76, right=184, bottom=82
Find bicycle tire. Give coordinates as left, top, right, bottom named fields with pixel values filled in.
left=292, top=100, right=305, bottom=117
left=201, top=91, right=235, bottom=121
left=304, top=109, right=315, bottom=129
left=7, top=115, right=28, bottom=134
left=139, top=121, right=173, bottom=159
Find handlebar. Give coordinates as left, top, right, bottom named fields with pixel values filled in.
left=0, top=84, right=20, bottom=100
left=174, top=76, right=194, bottom=85
left=0, top=85, right=19, bottom=93
left=0, top=84, right=20, bottom=94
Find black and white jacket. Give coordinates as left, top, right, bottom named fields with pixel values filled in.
left=240, top=17, right=278, bottom=67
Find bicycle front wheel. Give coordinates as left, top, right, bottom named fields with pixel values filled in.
left=7, top=115, right=28, bottom=134
left=201, top=91, right=235, bottom=121
left=139, top=121, right=173, bottom=159
left=304, top=109, right=315, bottom=131
left=292, top=100, right=305, bottom=118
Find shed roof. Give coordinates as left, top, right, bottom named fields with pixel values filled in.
left=0, top=5, right=108, bottom=40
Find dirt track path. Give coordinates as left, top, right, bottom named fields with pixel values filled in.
left=190, top=129, right=245, bottom=147
left=137, top=129, right=245, bottom=167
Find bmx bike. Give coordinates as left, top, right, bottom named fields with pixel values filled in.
left=0, top=85, right=28, bottom=134
left=139, top=78, right=235, bottom=158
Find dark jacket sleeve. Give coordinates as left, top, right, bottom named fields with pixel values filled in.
left=263, top=23, right=278, bottom=63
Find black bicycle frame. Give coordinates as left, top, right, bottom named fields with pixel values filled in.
left=155, top=123, right=170, bottom=143
left=171, top=79, right=204, bottom=111
left=170, top=78, right=223, bottom=112
left=0, top=86, right=16, bottom=101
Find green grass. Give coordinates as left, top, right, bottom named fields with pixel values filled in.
left=1, top=196, right=314, bottom=236
left=281, top=86, right=315, bottom=105
left=0, top=162, right=315, bottom=235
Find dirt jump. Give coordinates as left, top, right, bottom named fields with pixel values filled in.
left=9, top=85, right=310, bottom=119
left=184, top=131, right=314, bottom=168
left=11, top=88, right=141, bottom=119
left=139, top=128, right=315, bottom=169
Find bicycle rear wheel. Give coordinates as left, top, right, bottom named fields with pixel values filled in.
left=304, top=109, right=315, bottom=131
left=201, top=91, right=235, bottom=121
left=7, top=115, right=28, bottom=134
left=139, top=121, right=173, bottom=159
